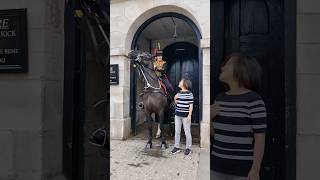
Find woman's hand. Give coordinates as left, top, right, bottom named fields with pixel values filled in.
left=187, top=114, right=192, bottom=123
left=248, top=168, right=260, bottom=180
left=210, top=103, right=220, bottom=120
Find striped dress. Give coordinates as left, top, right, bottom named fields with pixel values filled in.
left=175, top=90, right=194, bottom=117
left=211, top=91, right=267, bottom=176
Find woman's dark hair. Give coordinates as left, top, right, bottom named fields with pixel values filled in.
left=181, top=78, right=192, bottom=90
left=221, top=52, right=262, bottom=91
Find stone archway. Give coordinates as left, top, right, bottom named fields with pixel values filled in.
left=124, top=5, right=202, bottom=52
left=110, top=2, right=210, bottom=148
left=129, top=13, right=202, bottom=145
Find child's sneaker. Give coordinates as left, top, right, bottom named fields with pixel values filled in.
left=171, top=147, right=180, bottom=154
left=184, top=148, right=191, bottom=155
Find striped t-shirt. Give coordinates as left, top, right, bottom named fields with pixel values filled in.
left=211, top=91, right=267, bottom=176
left=175, top=90, right=194, bottom=117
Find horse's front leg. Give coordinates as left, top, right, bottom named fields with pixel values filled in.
left=145, top=112, right=153, bottom=149
left=158, top=110, right=168, bottom=149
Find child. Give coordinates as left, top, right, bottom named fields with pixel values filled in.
left=171, top=78, right=194, bottom=156
left=211, top=53, right=266, bottom=180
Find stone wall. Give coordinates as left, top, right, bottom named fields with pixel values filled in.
left=296, top=0, right=320, bottom=179
left=0, top=0, right=65, bottom=179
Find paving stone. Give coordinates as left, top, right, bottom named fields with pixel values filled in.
left=110, top=139, right=200, bottom=180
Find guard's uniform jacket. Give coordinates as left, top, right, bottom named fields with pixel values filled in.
left=153, top=59, right=167, bottom=77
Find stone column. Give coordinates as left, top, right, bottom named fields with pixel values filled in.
left=297, top=0, right=320, bottom=179
left=200, top=38, right=211, bottom=149
left=110, top=51, right=131, bottom=139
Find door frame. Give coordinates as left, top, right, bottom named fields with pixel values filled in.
left=130, top=12, right=202, bottom=135
left=284, top=0, right=297, bottom=179
left=210, top=0, right=297, bottom=179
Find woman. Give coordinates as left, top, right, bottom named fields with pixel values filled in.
left=171, top=78, right=194, bottom=156
left=211, top=53, right=267, bottom=180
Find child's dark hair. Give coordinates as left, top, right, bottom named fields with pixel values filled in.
left=181, top=78, right=192, bottom=90
left=221, top=52, right=262, bottom=91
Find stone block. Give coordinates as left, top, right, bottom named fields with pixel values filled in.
left=43, top=81, right=63, bottom=130
left=110, top=31, right=126, bottom=49
left=0, top=130, right=14, bottom=178
left=200, top=121, right=210, bottom=149
left=297, top=44, right=320, bottom=74
left=13, top=131, right=42, bottom=179
left=110, top=117, right=131, bottom=140
left=297, top=14, right=320, bottom=43
left=298, top=0, right=320, bottom=13
left=297, top=74, right=320, bottom=135
left=42, top=129, right=63, bottom=178
left=110, top=16, right=131, bottom=33
left=0, top=80, right=42, bottom=131
left=297, top=135, right=320, bottom=180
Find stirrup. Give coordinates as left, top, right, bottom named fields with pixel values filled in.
left=137, top=102, right=144, bottom=109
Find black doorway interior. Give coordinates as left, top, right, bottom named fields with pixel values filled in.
left=211, top=0, right=296, bottom=180
left=163, top=42, right=200, bottom=124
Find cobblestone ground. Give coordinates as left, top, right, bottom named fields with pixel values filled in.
left=110, top=139, right=200, bottom=180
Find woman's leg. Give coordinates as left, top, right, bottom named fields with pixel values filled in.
left=174, top=115, right=182, bottom=148
left=182, top=117, right=192, bottom=149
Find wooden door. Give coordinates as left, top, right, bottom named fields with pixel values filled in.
left=211, top=0, right=285, bottom=179
left=164, top=42, right=200, bottom=124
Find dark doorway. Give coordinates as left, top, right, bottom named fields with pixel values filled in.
left=63, top=1, right=109, bottom=180
left=163, top=42, right=200, bottom=124
left=211, top=0, right=295, bottom=179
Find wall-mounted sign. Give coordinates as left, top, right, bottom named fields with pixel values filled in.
left=0, top=9, right=28, bottom=72
left=110, top=64, right=119, bottom=85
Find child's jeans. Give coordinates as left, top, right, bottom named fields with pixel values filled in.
left=174, top=115, right=192, bottom=149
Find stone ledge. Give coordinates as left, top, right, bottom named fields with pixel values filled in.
left=110, top=117, right=132, bottom=140
left=200, top=38, right=210, bottom=49
left=200, top=122, right=210, bottom=149
left=0, top=130, right=13, bottom=178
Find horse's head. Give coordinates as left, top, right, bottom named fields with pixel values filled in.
left=128, top=50, right=154, bottom=68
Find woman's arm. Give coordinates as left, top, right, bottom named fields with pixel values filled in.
left=248, top=133, right=265, bottom=180
left=188, top=104, right=193, bottom=116
left=187, top=103, right=193, bottom=122
left=174, top=94, right=178, bottom=103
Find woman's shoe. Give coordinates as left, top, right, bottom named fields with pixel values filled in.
left=184, top=148, right=191, bottom=156
left=171, top=147, right=180, bottom=154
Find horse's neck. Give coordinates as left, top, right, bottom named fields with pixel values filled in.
left=144, top=64, right=159, bottom=88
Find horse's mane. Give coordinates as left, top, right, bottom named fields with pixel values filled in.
left=128, top=50, right=153, bottom=61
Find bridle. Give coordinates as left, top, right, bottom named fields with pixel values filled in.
left=133, top=54, right=161, bottom=90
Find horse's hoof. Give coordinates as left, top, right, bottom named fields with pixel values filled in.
left=145, top=143, right=152, bottom=149
left=160, top=143, right=167, bottom=149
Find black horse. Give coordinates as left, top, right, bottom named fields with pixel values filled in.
left=128, top=50, right=169, bottom=149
